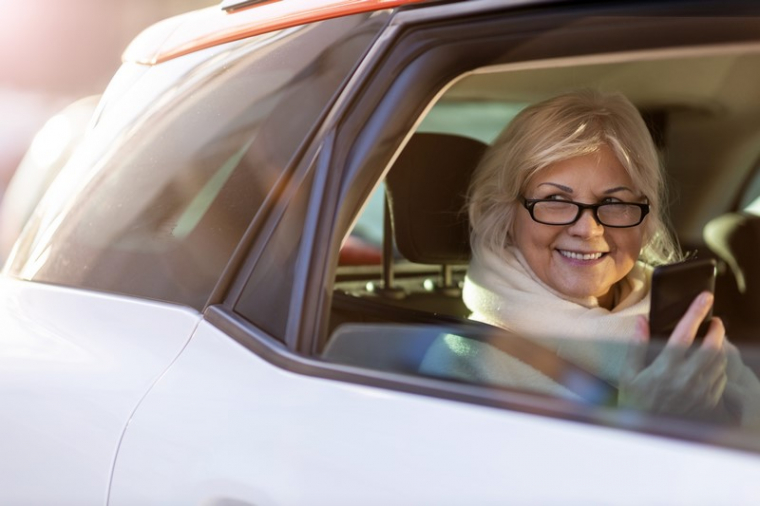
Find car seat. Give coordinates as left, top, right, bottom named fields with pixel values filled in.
left=703, top=211, right=760, bottom=340
left=383, top=132, right=488, bottom=296
left=329, top=132, right=488, bottom=333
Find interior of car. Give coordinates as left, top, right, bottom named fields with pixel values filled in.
left=324, top=44, right=760, bottom=393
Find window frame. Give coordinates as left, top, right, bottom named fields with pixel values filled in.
left=215, top=0, right=760, bottom=454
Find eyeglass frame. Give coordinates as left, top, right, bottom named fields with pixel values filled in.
left=521, top=197, right=650, bottom=228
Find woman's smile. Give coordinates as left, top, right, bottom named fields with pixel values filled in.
left=556, top=249, right=607, bottom=262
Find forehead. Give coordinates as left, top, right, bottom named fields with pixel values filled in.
left=526, top=146, right=634, bottom=192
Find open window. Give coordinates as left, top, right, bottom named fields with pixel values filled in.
left=331, top=45, right=760, bottom=332
left=313, top=4, right=760, bottom=445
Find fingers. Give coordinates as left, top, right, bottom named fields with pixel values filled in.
left=696, top=353, right=728, bottom=409
left=690, top=342, right=727, bottom=373
left=621, top=316, right=650, bottom=381
left=674, top=339, right=728, bottom=409
left=706, top=367, right=728, bottom=407
left=686, top=318, right=726, bottom=379
left=623, top=296, right=728, bottom=417
left=700, top=316, right=725, bottom=351
left=691, top=346, right=728, bottom=386
left=665, top=291, right=714, bottom=350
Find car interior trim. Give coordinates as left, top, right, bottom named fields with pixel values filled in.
left=465, top=41, right=760, bottom=78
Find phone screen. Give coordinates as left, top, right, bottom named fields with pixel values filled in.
left=649, top=258, right=717, bottom=339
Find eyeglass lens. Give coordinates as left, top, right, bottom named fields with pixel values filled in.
left=532, top=201, right=643, bottom=226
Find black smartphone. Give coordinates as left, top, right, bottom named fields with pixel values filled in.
left=649, top=258, right=717, bottom=339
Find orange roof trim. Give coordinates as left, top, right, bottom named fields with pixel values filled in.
left=123, top=0, right=429, bottom=65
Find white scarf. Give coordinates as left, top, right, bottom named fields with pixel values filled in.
left=422, top=246, right=760, bottom=423
left=462, top=246, right=651, bottom=384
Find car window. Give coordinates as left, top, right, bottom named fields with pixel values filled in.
left=6, top=12, right=389, bottom=311
left=417, top=101, right=525, bottom=144
left=320, top=10, right=760, bottom=450
left=234, top=169, right=315, bottom=342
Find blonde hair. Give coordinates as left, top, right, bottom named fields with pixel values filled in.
left=468, top=89, right=679, bottom=265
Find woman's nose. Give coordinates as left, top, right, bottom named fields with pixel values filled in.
left=567, top=208, right=604, bottom=238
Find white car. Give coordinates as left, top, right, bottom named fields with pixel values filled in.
left=2, top=0, right=760, bottom=504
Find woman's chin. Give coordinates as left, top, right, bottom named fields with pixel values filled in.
left=548, top=262, right=618, bottom=301
left=551, top=276, right=612, bottom=302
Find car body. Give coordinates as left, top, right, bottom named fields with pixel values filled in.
left=2, top=0, right=760, bottom=504
left=0, top=94, right=101, bottom=260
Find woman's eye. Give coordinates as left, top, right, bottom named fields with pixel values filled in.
left=546, top=194, right=570, bottom=201
left=601, top=197, right=622, bottom=204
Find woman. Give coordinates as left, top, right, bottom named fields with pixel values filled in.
left=421, top=90, right=760, bottom=424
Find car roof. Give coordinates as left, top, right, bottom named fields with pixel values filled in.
left=123, top=0, right=434, bottom=66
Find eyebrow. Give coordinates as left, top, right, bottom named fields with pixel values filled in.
left=604, top=186, right=636, bottom=195
left=537, top=182, right=636, bottom=195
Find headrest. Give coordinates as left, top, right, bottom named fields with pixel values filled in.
left=385, top=133, right=488, bottom=265
left=703, top=211, right=760, bottom=293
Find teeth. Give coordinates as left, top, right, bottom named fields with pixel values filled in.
left=559, top=250, right=603, bottom=260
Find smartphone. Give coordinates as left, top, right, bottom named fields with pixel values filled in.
left=649, top=258, right=717, bottom=339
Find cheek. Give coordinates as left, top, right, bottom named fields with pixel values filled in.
left=512, top=213, right=561, bottom=279
left=513, top=213, right=535, bottom=253
left=513, top=211, right=552, bottom=249
left=610, top=229, right=644, bottom=264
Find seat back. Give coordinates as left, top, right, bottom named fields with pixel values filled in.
left=703, top=212, right=760, bottom=338
left=385, top=133, right=488, bottom=265
left=331, top=133, right=488, bottom=333
left=704, top=212, right=760, bottom=293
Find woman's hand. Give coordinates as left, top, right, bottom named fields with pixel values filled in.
left=619, top=291, right=728, bottom=417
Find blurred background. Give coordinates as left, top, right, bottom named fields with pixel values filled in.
left=0, top=0, right=217, bottom=258
left=0, top=0, right=216, bottom=199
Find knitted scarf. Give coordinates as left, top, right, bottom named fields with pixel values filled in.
left=462, top=246, right=651, bottom=384
left=421, top=246, right=760, bottom=427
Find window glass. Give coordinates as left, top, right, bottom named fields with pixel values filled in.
left=235, top=170, right=314, bottom=342
left=417, top=101, right=525, bottom=144
left=7, top=12, right=388, bottom=310
left=325, top=45, right=760, bottom=446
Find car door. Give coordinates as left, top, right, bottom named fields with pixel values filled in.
left=0, top=7, right=390, bottom=506
left=0, top=280, right=200, bottom=505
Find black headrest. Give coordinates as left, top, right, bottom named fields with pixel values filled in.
left=704, top=212, right=760, bottom=293
left=385, top=133, right=488, bottom=265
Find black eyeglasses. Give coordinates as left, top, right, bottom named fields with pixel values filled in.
left=521, top=198, right=650, bottom=228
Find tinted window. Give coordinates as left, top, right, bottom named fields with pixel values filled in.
left=235, top=170, right=314, bottom=341
left=7, top=13, right=387, bottom=310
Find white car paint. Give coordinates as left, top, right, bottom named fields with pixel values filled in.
left=0, top=277, right=201, bottom=505
left=110, top=320, right=760, bottom=505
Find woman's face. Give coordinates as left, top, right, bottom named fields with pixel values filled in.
left=512, top=144, right=646, bottom=306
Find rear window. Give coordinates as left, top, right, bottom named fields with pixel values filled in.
left=7, top=12, right=388, bottom=310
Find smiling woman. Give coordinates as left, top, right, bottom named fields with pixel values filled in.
left=468, top=90, right=677, bottom=270
left=418, top=90, right=760, bottom=423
